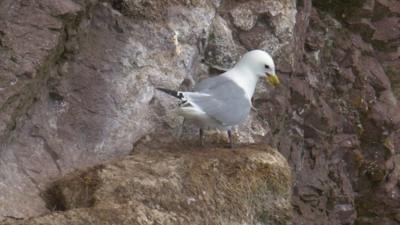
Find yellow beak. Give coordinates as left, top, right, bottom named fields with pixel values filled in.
left=265, top=74, right=280, bottom=86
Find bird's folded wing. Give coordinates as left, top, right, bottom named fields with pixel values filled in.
left=184, top=91, right=251, bottom=126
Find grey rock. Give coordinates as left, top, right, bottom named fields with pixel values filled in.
left=204, top=15, right=242, bottom=70
left=230, top=6, right=257, bottom=31
left=0, top=0, right=399, bottom=224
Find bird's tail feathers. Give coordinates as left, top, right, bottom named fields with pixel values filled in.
left=156, top=87, right=184, bottom=100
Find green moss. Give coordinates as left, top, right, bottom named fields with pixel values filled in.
left=0, top=94, right=19, bottom=113
left=355, top=217, right=381, bottom=225
left=385, top=66, right=400, bottom=98
left=296, top=0, right=304, bottom=8
left=10, top=55, right=17, bottom=63
left=313, top=0, right=365, bottom=19
left=371, top=2, right=389, bottom=22
left=355, top=196, right=380, bottom=219
left=208, top=32, right=215, bottom=42
left=371, top=40, right=397, bottom=52
left=257, top=209, right=292, bottom=225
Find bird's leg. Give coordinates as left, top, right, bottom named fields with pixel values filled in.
left=227, top=129, right=233, bottom=148
left=199, top=128, right=204, bottom=146
left=178, top=118, right=186, bottom=139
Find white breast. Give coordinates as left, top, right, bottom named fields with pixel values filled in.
left=222, top=67, right=258, bottom=100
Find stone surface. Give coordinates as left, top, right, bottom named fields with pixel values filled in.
left=230, top=6, right=257, bottom=31
left=289, top=1, right=400, bottom=224
left=204, top=15, right=242, bottom=70
left=0, top=0, right=86, bottom=219
left=1, top=145, right=292, bottom=225
left=0, top=0, right=399, bottom=224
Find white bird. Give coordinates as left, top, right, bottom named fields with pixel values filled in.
left=157, top=49, right=280, bottom=147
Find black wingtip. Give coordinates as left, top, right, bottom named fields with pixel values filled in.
left=156, top=87, right=183, bottom=99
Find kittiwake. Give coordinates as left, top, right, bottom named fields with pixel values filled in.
left=157, top=49, right=280, bottom=147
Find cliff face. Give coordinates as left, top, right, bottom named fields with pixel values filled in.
left=0, top=0, right=399, bottom=224
left=294, top=1, right=400, bottom=224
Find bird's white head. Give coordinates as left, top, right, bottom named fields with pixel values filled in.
left=235, top=50, right=280, bottom=86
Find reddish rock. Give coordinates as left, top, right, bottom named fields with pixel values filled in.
left=238, top=25, right=270, bottom=50
left=376, top=0, right=400, bottom=14
left=39, top=0, right=82, bottom=16
left=362, top=56, right=391, bottom=91
left=372, top=17, right=400, bottom=42
left=0, top=0, right=399, bottom=225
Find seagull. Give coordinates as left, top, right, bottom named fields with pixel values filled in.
left=157, top=49, right=280, bottom=147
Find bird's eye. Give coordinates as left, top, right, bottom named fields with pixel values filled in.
left=265, top=65, right=270, bottom=69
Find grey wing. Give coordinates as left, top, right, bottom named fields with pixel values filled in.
left=188, top=81, right=251, bottom=126
left=194, top=74, right=228, bottom=92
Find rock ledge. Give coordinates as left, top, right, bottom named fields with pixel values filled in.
left=2, top=145, right=292, bottom=225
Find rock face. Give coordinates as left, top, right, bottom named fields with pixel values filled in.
left=0, top=0, right=297, bottom=219
left=291, top=1, right=400, bottom=224
left=1, top=145, right=292, bottom=225
left=0, top=0, right=399, bottom=224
